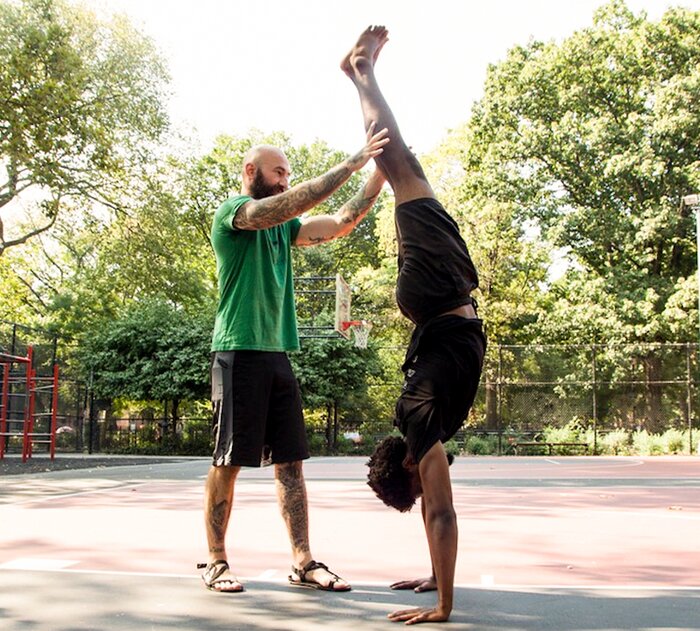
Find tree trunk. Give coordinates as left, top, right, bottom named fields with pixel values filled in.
left=171, top=399, right=180, bottom=435
left=332, top=401, right=339, bottom=449
left=485, top=379, right=498, bottom=431
left=325, top=404, right=332, bottom=453
left=643, top=354, right=664, bottom=434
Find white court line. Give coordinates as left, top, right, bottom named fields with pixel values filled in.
left=466, top=503, right=700, bottom=521
left=8, top=482, right=148, bottom=506
left=1, top=565, right=699, bottom=591
left=0, top=558, right=79, bottom=570
left=533, top=458, right=646, bottom=469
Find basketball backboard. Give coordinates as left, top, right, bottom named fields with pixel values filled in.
left=334, top=274, right=352, bottom=339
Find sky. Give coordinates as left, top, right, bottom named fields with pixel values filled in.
left=89, top=0, right=700, bottom=156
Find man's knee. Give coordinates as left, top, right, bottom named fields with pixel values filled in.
left=208, top=464, right=241, bottom=488
left=274, top=460, right=304, bottom=482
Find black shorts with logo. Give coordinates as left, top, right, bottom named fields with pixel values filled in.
left=395, top=315, right=486, bottom=463
left=210, top=351, right=309, bottom=467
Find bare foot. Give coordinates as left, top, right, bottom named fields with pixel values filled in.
left=341, top=25, right=389, bottom=80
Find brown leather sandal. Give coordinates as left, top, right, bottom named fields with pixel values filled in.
left=288, top=560, right=351, bottom=592
left=197, top=560, right=244, bottom=593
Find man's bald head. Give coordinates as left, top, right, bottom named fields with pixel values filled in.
left=242, top=145, right=291, bottom=199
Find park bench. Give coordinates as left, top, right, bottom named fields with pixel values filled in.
left=513, top=441, right=589, bottom=455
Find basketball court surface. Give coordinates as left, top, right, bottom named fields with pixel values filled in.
left=1, top=455, right=698, bottom=630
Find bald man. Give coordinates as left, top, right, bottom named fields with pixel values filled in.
left=200, top=126, right=388, bottom=593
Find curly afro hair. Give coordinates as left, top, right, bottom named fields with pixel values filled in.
left=366, top=436, right=416, bottom=512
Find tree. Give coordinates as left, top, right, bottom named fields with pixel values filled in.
left=291, top=338, right=383, bottom=450
left=0, top=0, right=169, bottom=255
left=78, top=300, right=212, bottom=433
left=466, top=0, right=700, bottom=431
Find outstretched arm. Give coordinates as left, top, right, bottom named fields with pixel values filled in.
left=294, top=168, right=385, bottom=246
left=388, top=442, right=456, bottom=625
left=389, top=498, right=437, bottom=592
left=234, top=124, right=388, bottom=231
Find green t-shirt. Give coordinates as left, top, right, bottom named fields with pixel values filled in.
left=210, top=195, right=302, bottom=351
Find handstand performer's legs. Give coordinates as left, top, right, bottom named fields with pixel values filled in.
left=341, top=25, right=434, bottom=205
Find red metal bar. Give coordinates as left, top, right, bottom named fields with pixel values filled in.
left=21, top=347, right=34, bottom=462
left=49, top=363, right=59, bottom=459
left=0, top=360, right=9, bottom=460
left=0, top=353, right=32, bottom=364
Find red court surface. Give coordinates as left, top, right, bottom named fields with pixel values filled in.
left=0, top=455, right=699, bottom=630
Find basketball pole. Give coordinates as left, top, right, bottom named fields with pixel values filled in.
left=682, top=193, right=700, bottom=455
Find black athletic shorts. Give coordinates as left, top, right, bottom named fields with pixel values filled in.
left=395, top=315, right=486, bottom=463
left=210, top=351, right=309, bottom=467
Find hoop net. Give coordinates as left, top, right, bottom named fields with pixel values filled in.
left=347, top=320, right=372, bottom=349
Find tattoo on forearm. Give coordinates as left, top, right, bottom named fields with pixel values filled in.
left=343, top=190, right=379, bottom=224
left=236, top=166, right=353, bottom=230
left=276, top=464, right=310, bottom=555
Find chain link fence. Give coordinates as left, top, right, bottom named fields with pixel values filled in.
left=467, top=343, right=699, bottom=454
left=2, top=318, right=698, bottom=456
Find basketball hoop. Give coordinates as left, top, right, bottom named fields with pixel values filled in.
left=342, top=320, right=372, bottom=349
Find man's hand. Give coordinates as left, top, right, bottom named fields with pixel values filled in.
left=388, top=606, right=450, bottom=625
left=390, top=576, right=437, bottom=593
left=347, top=122, right=389, bottom=172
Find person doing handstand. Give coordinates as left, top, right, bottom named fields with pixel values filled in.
left=342, top=26, right=486, bottom=625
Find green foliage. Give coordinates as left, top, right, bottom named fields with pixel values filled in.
left=662, top=428, right=688, bottom=454
left=0, top=0, right=170, bottom=255
left=77, top=299, right=212, bottom=417
left=594, top=429, right=631, bottom=455
left=423, top=131, right=550, bottom=346
left=443, top=439, right=461, bottom=458
left=632, top=429, right=666, bottom=455
left=291, top=337, right=382, bottom=410
left=542, top=419, right=586, bottom=445
left=464, top=434, right=499, bottom=455
left=306, top=431, right=327, bottom=457
left=466, top=1, right=700, bottom=346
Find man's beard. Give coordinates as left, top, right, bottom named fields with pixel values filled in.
left=250, top=170, right=285, bottom=199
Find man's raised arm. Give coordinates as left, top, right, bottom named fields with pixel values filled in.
left=234, top=124, right=388, bottom=231
left=294, top=167, right=385, bottom=246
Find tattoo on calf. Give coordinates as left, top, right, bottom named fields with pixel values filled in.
left=210, top=500, right=229, bottom=543
left=276, top=465, right=310, bottom=554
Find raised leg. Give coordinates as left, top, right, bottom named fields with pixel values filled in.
left=341, top=25, right=434, bottom=205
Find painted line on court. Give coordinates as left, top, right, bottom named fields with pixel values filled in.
left=0, top=558, right=79, bottom=570
left=7, top=481, right=149, bottom=506
left=469, top=503, right=700, bottom=521
left=1, top=565, right=699, bottom=591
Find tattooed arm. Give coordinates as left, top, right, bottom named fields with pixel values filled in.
left=233, top=124, right=388, bottom=231
left=294, top=167, right=385, bottom=247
